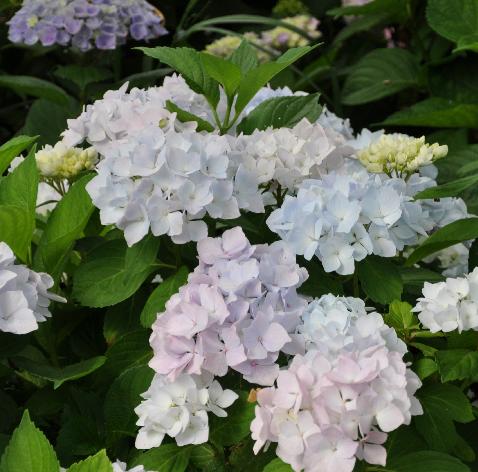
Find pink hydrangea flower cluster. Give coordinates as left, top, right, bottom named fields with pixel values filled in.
left=251, top=295, right=423, bottom=472
left=149, top=226, right=309, bottom=386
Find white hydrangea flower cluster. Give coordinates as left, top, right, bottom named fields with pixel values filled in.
left=35, top=142, right=98, bottom=179
left=423, top=243, right=469, bottom=278
left=267, top=160, right=469, bottom=275
left=358, top=133, right=448, bottom=177
left=251, top=294, right=422, bottom=472
left=413, top=267, right=478, bottom=333
left=0, top=242, right=66, bottom=334
left=135, top=372, right=238, bottom=449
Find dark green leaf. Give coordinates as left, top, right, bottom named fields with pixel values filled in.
left=140, top=266, right=189, bottom=328
left=263, top=458, right=293, bottom=471
left=54, top=66, right=112, bottom=93
left=130, top=444, right=191, bottom=472
left=237, top=94, right=322, bottom=134
left=66, top=450, right=112, bottom=472
left=230, top=40, right=259, bottom=75
left=386, top=451, right=470, bottom=472
left=342, top=49, right=420, bottom=105
left=414, top=358, right=438, bottom=380
left=436, top=349, right=478, bottom=382
left=200, top=53, right=242, bottom=98
left=414, top=174, right=478, bottom=199
left=0, top=135, right=38, bottom=175
left=357, top=256, right=403, bottom=304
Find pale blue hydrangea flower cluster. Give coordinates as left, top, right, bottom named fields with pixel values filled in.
left=8, top=0, right=167, bottom=51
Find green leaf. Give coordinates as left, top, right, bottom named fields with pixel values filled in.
left=427, top=0, right=478, bottom=53
left=357, top=256, right=403, bottom=304
left=387, top=300, right=418, bottom=330
left=263, top=458, right=293, bottom=471
left=0, top=135, right=38, bottom=175
left=34, top=174, right=95, bottom=280
left=54, top=65, right=112, bottom=93
left=73, top=236, right=160, bottom=308
left=456, top=146, right=478, bottom=176
left=140, top=266, right=189, bottom=328
left=210, top=391, right=255, bottom=446
left=66, top=450, right=112, bottom=472
left=341, top=48, right=420, bottom=105
left=190, top=444, right=226, bottom=471
left=200, top=53, right=242, bottom=98
left=334, top=12, right=391, bottom=43
left=406, top=218, right=478, bottom=265
left=436, top=349, right=478, bottom=382
left=13, top=356, right=106, bottom=389
left=104, top=365, right=154, bottom=443
left=414, top=358, right=438, bottom=380
left=399, top=266, right=444, bottom=287
left=386, top=451, right=470, bottom=472
left=234, top=45, right=318, bottom=117
left=236, top=94, right=322, bottom=134
left=23, top=98, right=81, bottom=146
left=381, top=98, right=478, bottom=128
left=0, top=75, right=70, bottom=106
left=230, top=40, right=259, bottom=75
left=0, top=148, right=38, bottom=261
left=0, top=410, right=59, bottom=472
left=130, top=444, right=191, bottom=472
left=165, top=101, right=214, bottom=132
left=137, top=47, right=220, bottom=107
left=414, top=174, right=478, bottom=199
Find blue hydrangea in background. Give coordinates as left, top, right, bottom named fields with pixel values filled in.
left=7, top=0, right=168, bottom=51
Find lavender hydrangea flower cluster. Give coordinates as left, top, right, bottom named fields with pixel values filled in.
left=251, top=294, right=423, bottom=472
left=0, top=242, right=66, bottom=335
left=149, top=227, right=308, bottom=386
left=8, top=0, right=167, bottom=51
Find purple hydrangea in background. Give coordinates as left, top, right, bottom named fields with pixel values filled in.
left=7, top=0, right=168, bottom=51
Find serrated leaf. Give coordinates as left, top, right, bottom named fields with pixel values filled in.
left=34, top=174, right=95, bottom=281
left=230, top=40, right=259, bottom=75
left=140, top=266, right=189, bottom=328
left=387, top=300, right=417, bottom=330
left=73, top=236, right=160, bottom=308
left=436, top=349, right=478, bottom=382
left=406, top=218, right=478, bottom=265
left=381, top=98, right=478, bottom=128
left=137, top=47, right=220, bottom=107
left=357, top=256, right=403, bottom=304
left=0, top=135, right=38, bottom=175
left=237, top=94, right=322, bottom=134
left=200, top=53, right=242, bottom=98
left=0, top=410, right=59, bottom=472
left=130, top=444, right=191, bottom=472
left=66, top=450, right=112, bottom=472
left=0, top=75, right=70, bottom=106
left=13, top=356, right=106, bottom=389
left=165, top=101, right=214, bottom=132
left=342, top=48, right=420, bottom=105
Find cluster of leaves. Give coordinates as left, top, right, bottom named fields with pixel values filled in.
left=0, top=1, right=478, bottom=472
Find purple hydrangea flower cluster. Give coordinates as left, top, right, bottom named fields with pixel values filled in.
left=149, top=226, right=309, bottom=387
left=8, top=0, right=167, bottom=51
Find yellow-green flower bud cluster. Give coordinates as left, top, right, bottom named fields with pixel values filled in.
left=358, top=134, right=448, bottom=176
left=35, top=142, right=98, bottom=180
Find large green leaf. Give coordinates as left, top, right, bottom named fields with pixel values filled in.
left=140, top=266, right=189, bottom=328
left=0, top=75, right=70, bottom=106
left=130, top=444, right=191, bottom=472
left=0, top=135, right=38, bottom=175
left=34, top=174, right=95, bottom=280
left=381, top=98, right=478, bottom=128
left=73, top=236, right=160, bottom=308
left=104, top=365, right=154, bottom=443
left=54, top=66, right=112, bottom=93
left=427, top=0, right=478, bottom=53
left=386, top=451, right=470, bottom=472
left=237, top=94, right=322, bottom=134
left=200, top=53, right=242, bottom=98
left=13, top=356, right=106, bottom=389
left=357, top=256, right=403, bottom=304
left=234, top=45, right=318, bottom=117
left=263, top=459, right=293, bottom=471
left=66, top=450, right=112, bottom=472
left=0, top=411, right=59, bottom=472
left=406, top=218, right=478, bottom=265
left=230, top=40, right=259, bottom=75
left=0, top=148, right=38, bottom=261
left=341, top=48, right=420, bottom=105
left=436, top=349, right=478, bottom=382
left=210, top=391, right=255, bottom=446
left=137, top=47, right=220, bottom=107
